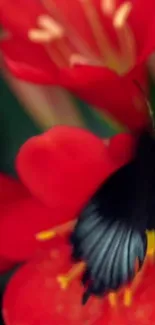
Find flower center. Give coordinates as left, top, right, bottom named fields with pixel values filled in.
left=36, top=224, right=155, bottom=308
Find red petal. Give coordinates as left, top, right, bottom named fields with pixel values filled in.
left=0, top=173, right=32, bottom=271
left=109, top=133, right=136, bottom=165
left=0, top=0, right=152, bottom=131
left=0, top=257, right=15, bottom=274
left=3, top=244, right=155, bottom=325
left=0, top=173, right=29, bottom=204
left=16, top=126, right=116, bottom=213
left=0, top=196, right=67, bottom=263
left=2, top=243, right=113, bottom=325
left=61, top=66, right=150, bottom=132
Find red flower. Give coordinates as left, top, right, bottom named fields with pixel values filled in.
left=3, top=243, right=106, bottom=325
left=0, top=126, right=155, bottom=324
left=1, top=0, right=155, bottom=74
left=0, top=127, right=134, bottom=267
left=0, top=0, right=154, bottom=131
left=3, top=241, right=155, bottom=325
left=0, top=171, right=67, bottom=269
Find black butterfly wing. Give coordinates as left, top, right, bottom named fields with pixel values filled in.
left=70, top=132, right=155, bottom=304
left=71, top=199, right=147, bottom=304
left=70, top=132, right=155, bottom=303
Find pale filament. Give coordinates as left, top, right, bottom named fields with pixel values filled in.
left=28, top=15, right=64, bottom=42
left=101, top=0, right=115, bottom=15
left=30, top=0, right=136, bottom=74
left=113, top=2, right=132, bottom=28
left=41, top=0, right=105, bottom=65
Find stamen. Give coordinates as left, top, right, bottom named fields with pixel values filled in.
left=45, top=44, right=67, bottom=68
left=28, top=29, right=53, bottom=42
left=56, top=39, right=73, bottom=66
left=123, top=288, right=132, bottom=306
left=122, top=259, right=140, bottom=306
left=101, top=0, right=115, bottom=16
left=80, top=0, right=115, bottom=60
left=37, top=15, right=64, bottom=39
left=113, top=2, right=136, bottom=74
left=42, top=0, right=101, bottom=64
left=28, top=15, right=64, bottom=43
left=123, top=232, right=155, bottom=307
left=29, top=15, right=72, bottom=67
left=108, top=292, right=117, bottom=307
left=146, top=230, right=155, bottom=258
left=57, top=262, right=86, bottom=290
left=37, top=15, right=75, bottom=66
left=36, top=220, right=77, bottom=241
left=129, top=264, right=146, bottom=296
left=113, top=2, right=132, bottom=28
left=102, top=0, right=135, bottom=74
left=70, top=53, right=92, bottom=66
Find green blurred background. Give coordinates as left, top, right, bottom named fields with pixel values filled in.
left=0, top=77, right=40, bottom=176
left=0, top=74, right=154, bottom=176
left=0, top=77, right=123, bottom=176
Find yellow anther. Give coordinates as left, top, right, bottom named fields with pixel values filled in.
left=36, top=220, right=77, bottom=241
left=108, top=293, right=117, bottom=307
left=36, top=230, right=56, bottom=241
left=146, top=230, right=155, bottom=257
left=123, top=289, right=132, bottom=307
left=113, top=2, right=132, bottom=28
left=57, top=276, right=69, bottom=290
left=57, top=262, right=86, bottom=290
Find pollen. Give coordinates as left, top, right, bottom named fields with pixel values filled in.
left=36, top=230, right=56, bottom=241
left=108, top=292, right=117, bottom=307
left=123, top=289, right=132, bottom=307
left=57, top=262, right=86, bottom=290
left=113, top=2, right=132, bottom=28
left=146, top=230, right=155, bottom=258
left=57, top=276, right=69, bottom=290
left=36, top=220, right=77, bottom=241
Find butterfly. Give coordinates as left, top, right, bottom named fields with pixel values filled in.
left=71, top=131, right=155, bottom=304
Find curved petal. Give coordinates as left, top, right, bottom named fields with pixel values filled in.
left=3, top=244, right=104, bottom=325
left=0, top=257, right=15, bottom=274
left=1, top=0, right=155, bottom=71
left=61, top=65, right=150, bottom=132
left=108, top=133, right=136, bottom=165
left=16, top=126, right=117, bottom=213
left=0, top=0, right=152, bottom=131
left=3, top=243, right=155, bottom=325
